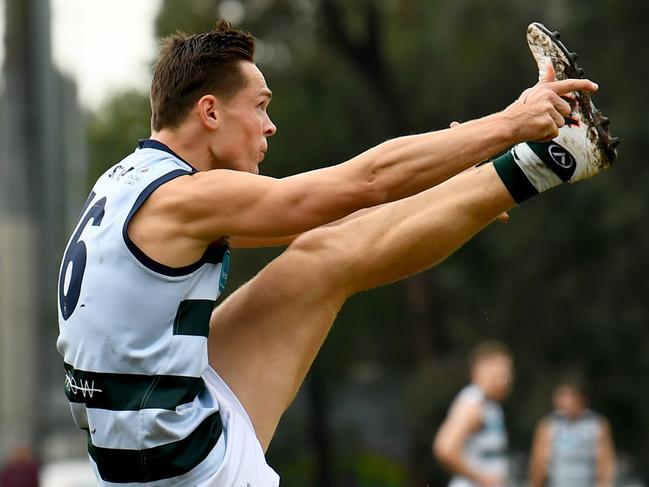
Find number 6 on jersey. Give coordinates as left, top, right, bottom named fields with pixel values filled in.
left=58, top=193, right=107, bottom=320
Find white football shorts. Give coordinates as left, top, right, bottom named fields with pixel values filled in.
left=199, top=367, right=280, bottom=487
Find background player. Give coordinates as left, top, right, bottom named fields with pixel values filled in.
left=433, top=342, right=513, bottom=486
left=529, top=378, right=616, bottom=487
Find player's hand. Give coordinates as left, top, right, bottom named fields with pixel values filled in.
left=502, top=63, right=598, bottom=143
left=476, top=472, right=506, bottom=487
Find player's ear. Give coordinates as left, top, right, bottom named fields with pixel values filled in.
left=197, top=95, right=220, bottom=130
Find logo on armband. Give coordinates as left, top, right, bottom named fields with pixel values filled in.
left=549, top=143, right=575, bottom=170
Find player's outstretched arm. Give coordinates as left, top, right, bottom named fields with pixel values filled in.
left=183, top=71, right=596, bottom=238
left=132, top=71, right=597, bottom=261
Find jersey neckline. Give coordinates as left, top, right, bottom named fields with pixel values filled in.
left=138, top=139, right=198, bottom=172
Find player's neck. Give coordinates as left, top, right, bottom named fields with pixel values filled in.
left=151, top=128, right=215, bottom=172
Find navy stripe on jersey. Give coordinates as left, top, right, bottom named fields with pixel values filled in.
left=64, top=363, right=205, bottom=410
left=173, top=300, right=215, bottom=337
left=88, top=411, right=223, bottom=483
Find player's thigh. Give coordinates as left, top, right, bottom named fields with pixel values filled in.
left=208, top=228, right=353, bottom=450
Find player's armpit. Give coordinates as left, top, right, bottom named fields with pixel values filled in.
left=228, top=235, right=297, bottom=248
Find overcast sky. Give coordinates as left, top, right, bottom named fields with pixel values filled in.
left=50, top=0, right=162, bottom=110
left=0, top=1, right=5, bottom=74
left=0, top=1, right=250, bottom=109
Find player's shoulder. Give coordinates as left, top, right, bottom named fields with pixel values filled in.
left=454, top=384, right=486, bottom=409
left=98, top=143, right=190, bottom=183
left=539, top=412, right=556, bottom=430
left=581, top=408, right=602, bottom=420
left=582, top=409, right=608, bottom=430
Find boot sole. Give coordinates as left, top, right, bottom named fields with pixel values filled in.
left=528, top=22, right=620, bottom=163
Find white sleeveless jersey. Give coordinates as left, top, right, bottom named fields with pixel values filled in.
left=448, top=385, right=509, bottom=487
left=547, top=410, right=602, bottom=487
left=57, top=140, right=230, bottom=485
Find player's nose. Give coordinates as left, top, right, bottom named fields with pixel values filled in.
left=264, top=116, right=277, bottom=137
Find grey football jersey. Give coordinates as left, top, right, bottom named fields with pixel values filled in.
left=448, top=385, right=509, bottom=487
left=57, top=140, right=229, bottom=485
left=547, top=410, right=602, bottom=487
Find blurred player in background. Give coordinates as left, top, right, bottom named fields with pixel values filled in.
left=529, top=377, right=616, bottom=487
left=434, top=342, right=513, bottom=487
left=0, top=444, right=39, bottom=487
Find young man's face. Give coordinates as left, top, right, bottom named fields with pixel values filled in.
left=553, top=385, right=586, bottom=418
left=473, top=354, right=513, bottom=402
left=211, top=61, right=277, bottom=173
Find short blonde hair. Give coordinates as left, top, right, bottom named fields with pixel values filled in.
left=468, top=340, right=512, bottom=370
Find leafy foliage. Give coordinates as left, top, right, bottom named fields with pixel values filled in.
left=87, top=91, right=152, bottom=189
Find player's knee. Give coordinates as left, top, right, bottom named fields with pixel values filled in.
left=286, top=227, right=355, bottom=293
left=287, top=227, right=341, bottom=266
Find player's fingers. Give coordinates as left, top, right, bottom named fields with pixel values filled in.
left=551, top=94, right=572, bottom=117
left=548, top=107, right=566, bottom=128
left=538, top=123, right=560, bottom=142
left=539, top=63, right=556, bottom=83
left=495, top=211, right=509, bottom=223
left=547, top=78, right=598, bottom=95
left=561, top=94, right=577, bottom=111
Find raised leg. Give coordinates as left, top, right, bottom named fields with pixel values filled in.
left=208, top=163, right=515, bottom=450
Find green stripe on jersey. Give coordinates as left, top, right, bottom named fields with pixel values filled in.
left=88, top=411, right=223, bottom=483
left=173, top=299, right=215, bottom=337
left=64, top=363, right=205, bottom=410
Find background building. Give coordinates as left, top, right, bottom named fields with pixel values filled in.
left=0, top=0, right=87, bottom=461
